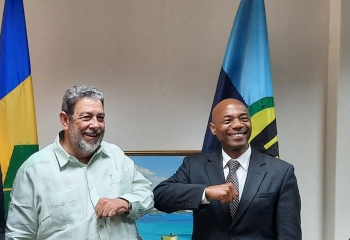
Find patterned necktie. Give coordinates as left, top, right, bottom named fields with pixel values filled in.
left=226, top=160, right=240, bottom=219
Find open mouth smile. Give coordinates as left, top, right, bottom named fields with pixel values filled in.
left=227, top=131, right=247, bottom=138
left=83, top=130, right=101, bottom=138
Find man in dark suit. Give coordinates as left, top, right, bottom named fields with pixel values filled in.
left=153, top=98, right=301, bottom=240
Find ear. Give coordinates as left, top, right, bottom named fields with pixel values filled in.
left=59, top=111, right=70, bottom=131
left=209, top=122, right=216, bottom=136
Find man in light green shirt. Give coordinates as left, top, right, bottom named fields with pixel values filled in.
left=6, top=85, right=154, bottom=240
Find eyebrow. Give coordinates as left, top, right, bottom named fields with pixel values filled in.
left=79, top=111, right=105, bottom=116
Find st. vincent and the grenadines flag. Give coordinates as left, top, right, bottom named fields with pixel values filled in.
left=0, top=0, right=39, bottom=212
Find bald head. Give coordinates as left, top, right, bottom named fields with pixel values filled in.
left=211, top=99, right=249, bottom=123
left=210, top=98, right=252, bottom=158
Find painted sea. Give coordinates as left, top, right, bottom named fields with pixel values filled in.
left=136, top=212, right=193, bottom=240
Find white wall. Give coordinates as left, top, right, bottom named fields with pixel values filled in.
left=334, top=1, right=350, bottom=239
left=27, top=0, right=238, bottom=151
left=2, top=0, right=348, bottom=239
left=267, top=1, right=329, bottom=239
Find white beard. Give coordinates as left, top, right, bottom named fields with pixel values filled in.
left=69, top=125, right=104, bottom=156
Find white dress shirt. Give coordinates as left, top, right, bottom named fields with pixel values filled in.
left=222, top=146, right=251, bottom=199
left=202, top=146, right=251, bottom=203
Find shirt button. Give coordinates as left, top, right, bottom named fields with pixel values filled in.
left=100, top=225, right=104, bottom=229
left=61, top=202, right=65, bottom=206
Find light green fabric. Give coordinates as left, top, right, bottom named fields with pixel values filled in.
left=6, top=132, right=154, bottom=240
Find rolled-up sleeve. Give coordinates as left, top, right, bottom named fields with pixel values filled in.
left=118, top=156, right=154, bottom=220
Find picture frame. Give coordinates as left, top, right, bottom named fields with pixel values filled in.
left=125, top=150, right=201, bottom=156
left=125, top=150, right=200, bottom=240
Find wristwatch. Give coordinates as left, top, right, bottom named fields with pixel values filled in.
left=127, top=201, right=132, bottom=212
left=119, top=197, right=132, bottom=214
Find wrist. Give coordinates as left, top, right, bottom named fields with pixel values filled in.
left=119, top=197, right=132, bottom=214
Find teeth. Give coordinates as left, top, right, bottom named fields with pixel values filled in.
left=85, top=132, right=98, bottom=137
left=231, top=133, right=244, bottom=137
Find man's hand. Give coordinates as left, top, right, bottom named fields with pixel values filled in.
left=95, top=197, right=129, bottom=219
left=205, top=182, right=238, bottom=203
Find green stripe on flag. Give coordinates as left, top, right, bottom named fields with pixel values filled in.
left=3, top=144, right=38, bottom=215
left=248, top=97, right=275, bottom=117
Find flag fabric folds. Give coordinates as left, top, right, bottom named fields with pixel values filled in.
left=0, top=0, right=38, bottom=213
left=202, top=0, right=279, bottom=158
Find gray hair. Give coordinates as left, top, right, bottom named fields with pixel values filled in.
left=61, top=84, right=104, bottom=116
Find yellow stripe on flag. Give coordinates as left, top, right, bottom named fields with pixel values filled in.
left=0, top=76, right=38, bottom=181
left=264, top=135, right=278, bottom=150
left=249, top=107, right=276, bottom=141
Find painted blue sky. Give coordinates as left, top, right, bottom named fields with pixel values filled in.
left=130, top=155, right=185, bottom=189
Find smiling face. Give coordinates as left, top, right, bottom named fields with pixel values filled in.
left=60, top=97, right=105, bottom=160
left=209, top=99, right=251, bottom=158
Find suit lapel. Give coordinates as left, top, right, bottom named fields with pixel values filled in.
left=231, top=149, right=267, bottom=227
left=205, top=150, right=231, bottom=220
left=206, top=150, right=225, bottom=184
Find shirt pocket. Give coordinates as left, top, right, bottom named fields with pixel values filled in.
left=107, top=171, right=131, bottom=197
left=46, top=189, right=83, bottom=231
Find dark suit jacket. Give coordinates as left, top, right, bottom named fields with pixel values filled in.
left=153, top=148, right=301, bottom=240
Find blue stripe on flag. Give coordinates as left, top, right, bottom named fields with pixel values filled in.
left=222, top=0, right=273, bottom=106
left=0, top=0, right=31, bottom=99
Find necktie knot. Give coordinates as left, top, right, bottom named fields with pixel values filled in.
left=227, top=160, right=240, bottom=171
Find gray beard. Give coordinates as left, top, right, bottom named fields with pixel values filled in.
left=69, top=126, right=103, bottom=156
left=77, top=136, right=102, bottom=155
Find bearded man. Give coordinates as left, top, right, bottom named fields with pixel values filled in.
left=6, top=85, right=154, bottom=240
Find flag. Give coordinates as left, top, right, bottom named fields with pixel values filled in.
left=0, top=0, right=38, bottom=213
left=202, top=0, right=279, bottom=158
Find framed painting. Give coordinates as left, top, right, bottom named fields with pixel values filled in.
left=126, top=150, right=200, bottom=240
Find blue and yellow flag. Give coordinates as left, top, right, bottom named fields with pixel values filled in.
left=202, top=0, right=279, bottom=158
left=0, top=0, right=38, bottom=213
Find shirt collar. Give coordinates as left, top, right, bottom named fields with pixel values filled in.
left=53, top=130, right=107, bottom=167
left=222, top=145, right=251, bottom=172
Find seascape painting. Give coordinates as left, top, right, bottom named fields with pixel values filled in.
left=129, top=155, right=194, bottom=240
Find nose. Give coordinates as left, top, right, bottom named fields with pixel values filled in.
left=230, top=118, right=243, bottom=129
left=89, top=116, right=100, bottom=128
